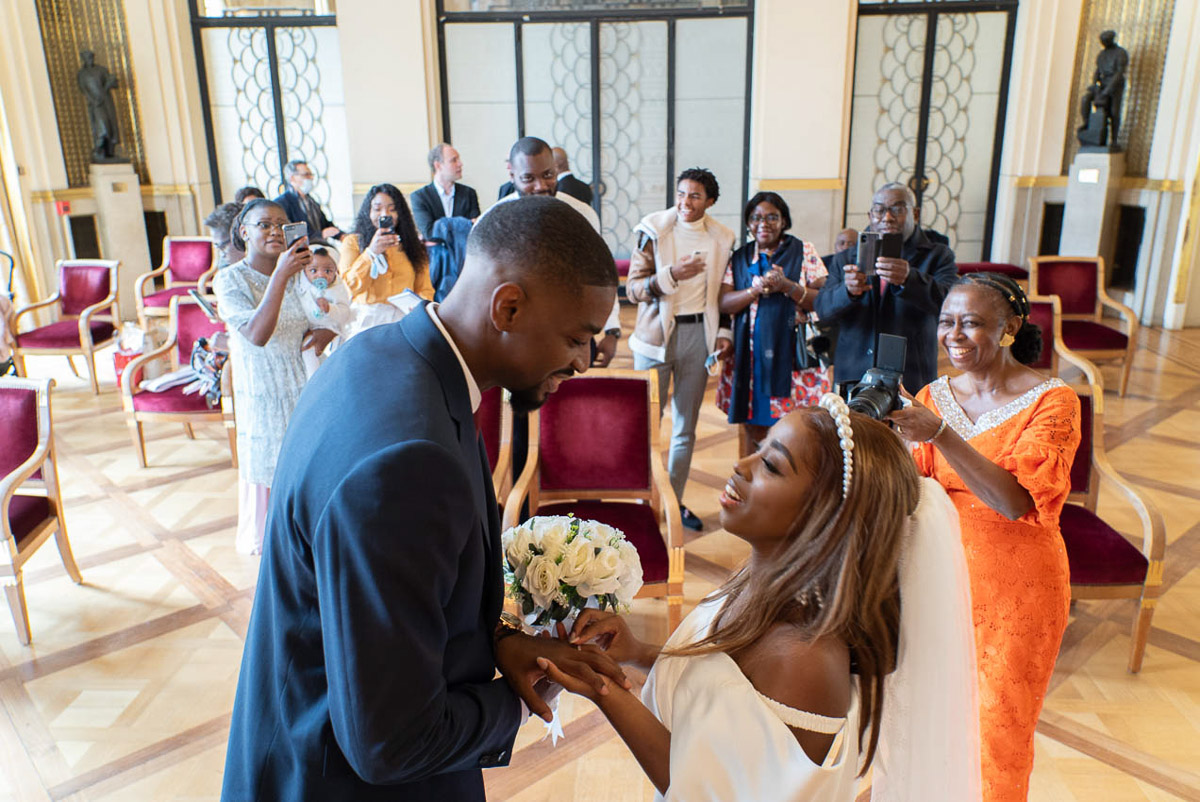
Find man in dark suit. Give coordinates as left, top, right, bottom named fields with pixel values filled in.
left=552, top=147, right=593, bottom=206
left=222, top=197, right=626, bottom=801
left=411, top=143, right=481, bottom=239
left=815, top=183, right=957, bottom=391
left=274, top=158, right=343, bottom=241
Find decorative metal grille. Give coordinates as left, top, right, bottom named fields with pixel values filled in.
left=544, top=23, right=593, bottom=182
left=444, top=0, right=746, bottom=12
left=1062, top=0, right=1175, bottom=177
left=221, top=25, right=332, bottom=203
left=34, top=0, right=149, bottom=187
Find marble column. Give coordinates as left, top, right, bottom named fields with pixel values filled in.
left=89, top=162, right=151, bottom=320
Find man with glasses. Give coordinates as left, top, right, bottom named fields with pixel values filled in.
left=275, top=159, right=343, bottom=242
left=814, top=182, right=957, bottom=391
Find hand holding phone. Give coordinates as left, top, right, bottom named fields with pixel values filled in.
left=283, top=221, right=308, bottom=248
left=378, top=215, right=395, bottom=232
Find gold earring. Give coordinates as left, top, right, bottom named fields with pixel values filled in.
left=1000, top=332, right=1015, bottom=347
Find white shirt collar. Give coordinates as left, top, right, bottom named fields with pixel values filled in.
left=556, top=170, right=572, bottom=181
left=436, top=181, right=455, bottom=199
left=426, top=303, right=481, bottom=413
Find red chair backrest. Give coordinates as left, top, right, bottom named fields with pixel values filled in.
left=538, top=376, right=650, bottom=492
left=1070, top=392, right=1094, bottom=495
left=175, top=302, right=225, bottom=364
left=957, top=261, right=1028, bottom=279
left=1027, top=300, right=1055, bottom=371
left=0, top=384, right=38, bottom=479
left=167, top=239, right=214, bottom=282
left=475, top=386, right=503, bottom=472
left=59, top=262, right=112, bottom=316
left=1034, top=260, right=1097, bottom=316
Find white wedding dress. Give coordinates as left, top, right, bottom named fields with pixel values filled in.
left=641, top=478, right=981, bottom=802
left=644, top=597, right=861, bottom=801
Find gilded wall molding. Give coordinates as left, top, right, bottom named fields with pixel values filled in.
left=1011, top=175, right=1182, bottom=192
left=34, top=0, right=149, bottom=188
left=755, top=179, right=845, bottom=191
left=1062, top=0, right=1175, bottom=177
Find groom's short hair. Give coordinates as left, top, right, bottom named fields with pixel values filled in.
left=467, top=196, right=616, bottom=292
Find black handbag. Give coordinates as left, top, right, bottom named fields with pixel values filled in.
left=795, top=318, right=834, bottom=370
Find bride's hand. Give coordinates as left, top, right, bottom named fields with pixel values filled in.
left=570, top=609, right=657, bottom=668
left=537, top=657, right=613, bottom=703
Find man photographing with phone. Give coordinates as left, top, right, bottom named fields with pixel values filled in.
left=814, top=181, right=957, bottom=391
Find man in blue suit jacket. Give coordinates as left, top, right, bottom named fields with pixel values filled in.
left=815, top=183, right=957, bottom=392
left=222, top=197, right=624, bottom=800
left=411, top=143, right=481, bottom=239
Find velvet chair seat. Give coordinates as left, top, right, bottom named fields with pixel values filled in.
left=17, top=320, right=114, bottom=349
left=1061, top=320, right=1128, bottom=351
left=537, top=500, right=669, bottom=583
left=141, top=286, right=196, bottom=308
left=7, top=496, right=50, bottom=548
left=1060, top=504, right=1149, bottom=585
left=956, top=261, right=1029, bottom=280
left=131, top=383, right=211, bottom=413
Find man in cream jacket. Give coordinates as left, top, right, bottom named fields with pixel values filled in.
left=627, top=168, right=735, bottom=531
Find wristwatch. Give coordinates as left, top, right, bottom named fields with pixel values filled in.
left=495, top=611, right=525, bottom=642
left=604, top=327, right=621, bottom=340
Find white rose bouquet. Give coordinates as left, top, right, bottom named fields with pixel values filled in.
left=502, top=515, right=644, bottom=629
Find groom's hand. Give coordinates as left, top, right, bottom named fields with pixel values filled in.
left=495, top=632, right=630, bottom=722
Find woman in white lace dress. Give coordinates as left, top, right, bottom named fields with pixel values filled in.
left=213, top=199, right=334, bottom=554
left=541, top=398, right=981, bottom=801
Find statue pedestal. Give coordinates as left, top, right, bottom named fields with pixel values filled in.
left=89, top=162, right=151, bottom=321
left=1059, top=151, right=1125, bottom=265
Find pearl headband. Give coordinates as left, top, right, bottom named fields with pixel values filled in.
left=818, top=392, right=855, bottom=499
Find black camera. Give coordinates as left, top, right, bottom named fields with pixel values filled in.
left=845, top=333, right=907, bottom=420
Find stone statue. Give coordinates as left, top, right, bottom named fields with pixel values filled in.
left=76, top=49, right=124, bottom=163
left=1077, top=30, right=1129, bottom=149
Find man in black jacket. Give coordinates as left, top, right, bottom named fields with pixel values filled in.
left=553, top=147, right=593, bottom=206
left=274, top=159, right=343, bottom=241
left=814, top=183, right=958, bottom=392
left=411, top=143, right=481, bottom=239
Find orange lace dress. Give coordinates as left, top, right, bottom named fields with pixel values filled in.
left=912, top=377, right=1080, bottom=801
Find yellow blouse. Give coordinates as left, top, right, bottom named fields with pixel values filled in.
left=339, top=234, right=435, bottom=306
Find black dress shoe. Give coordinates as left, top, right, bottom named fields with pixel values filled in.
left=680, top=506, right=703, bottom=531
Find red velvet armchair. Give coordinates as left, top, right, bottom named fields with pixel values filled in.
left=121, top=297, right=236, bottom=468
left=474, top=386, right=513, bottom=501
left=11, top=259, right=120, bottom=394
left=504, top=370, right=685, bottom=632
left=1028, top=255, right=1138, bottom=396
left=135, top=237, right=218, bottom=328
left=0, top=376, right=83, bottom=645
left=1030, top=294, right=1163, bottom=672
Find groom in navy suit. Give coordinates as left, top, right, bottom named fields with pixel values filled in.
left=222, top=197, right=624, bottom=800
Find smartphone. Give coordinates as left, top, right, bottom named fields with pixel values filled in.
left=187, top=288, right=219, bottom=320
left=283, top=221, right=308, bottom=248
left=378, top=215, right=395, bottom=232
left=856, top=231, right=903, bottom=276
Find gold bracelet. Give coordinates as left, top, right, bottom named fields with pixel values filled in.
left=798, top=284, right=809, bottom=304
left=924, top=419, right=947, bottom=443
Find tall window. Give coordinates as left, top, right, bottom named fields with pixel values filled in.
left=846, top=0, right=1018, bottom=261
left=438, top=2, right=754, bottom=258
left=190, top=1, right=353, bottom=227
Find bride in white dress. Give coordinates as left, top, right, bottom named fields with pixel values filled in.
left=539, top=395, right=980, bottom=801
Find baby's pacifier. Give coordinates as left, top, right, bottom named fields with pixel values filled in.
left=312, top=277, right=329, bottom=291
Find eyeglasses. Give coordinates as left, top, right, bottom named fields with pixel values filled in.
left=248, top=221, right=286, bottom=233
left=870, top=203, right=909, bottom=219
left=748, top=214, right=781, bottom=224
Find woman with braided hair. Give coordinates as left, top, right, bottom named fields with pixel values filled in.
left=889, top=272, right=1081, bottom=800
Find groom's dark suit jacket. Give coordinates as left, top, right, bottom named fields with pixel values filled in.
left=222, top=305, right=521, bottom=801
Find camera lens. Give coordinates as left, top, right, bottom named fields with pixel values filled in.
left=847, top=386, right=893, bottom=420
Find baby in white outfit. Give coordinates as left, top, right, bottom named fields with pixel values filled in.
left=294, top=245, right=352, bottom=377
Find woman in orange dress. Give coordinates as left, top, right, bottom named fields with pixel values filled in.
left=888, top=272, right=1080, bottom=800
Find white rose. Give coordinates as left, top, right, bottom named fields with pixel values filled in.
left=503, top=525, right=536, bottom=577
left=558, top=536, right=596, bottom=587
left=533, top=517, right=571, bottom=561
left=523, top=554, right=562, bottom=610
left=616, top=542, right=644, bottom=606
left=577, top=546, right=622, bottom=598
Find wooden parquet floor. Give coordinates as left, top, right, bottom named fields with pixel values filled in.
left=3, top=321, right=1199, bottom=801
